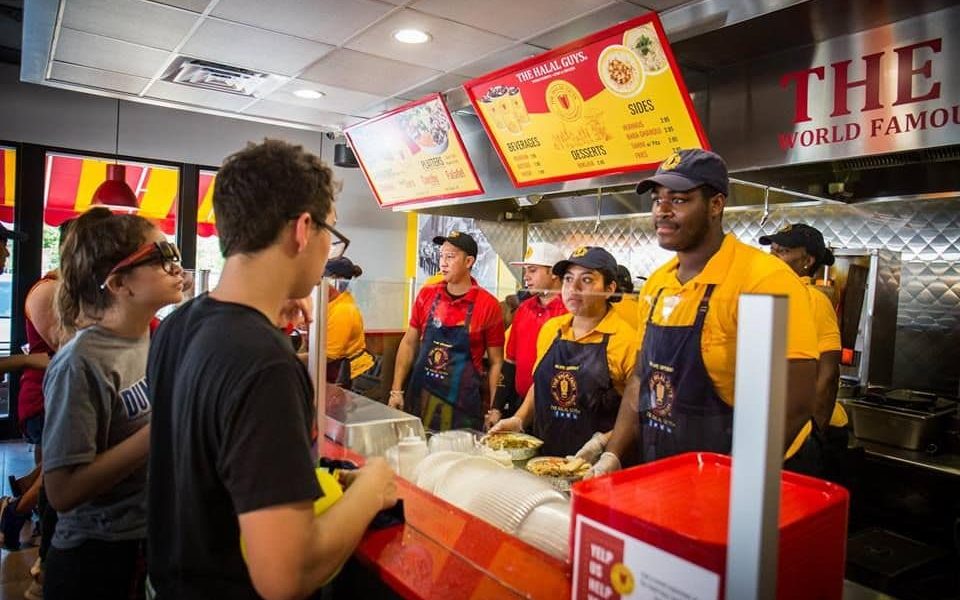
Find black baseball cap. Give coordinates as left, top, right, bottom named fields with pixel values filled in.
left=636, top=149, right=729, bottom=197
left=433, top=230, right=478, bottom=258
left=552, top=246, right=618, bottom=278
left=759, top=223, right=835, bottom=266
left=0, top=223, right=26, bottom=242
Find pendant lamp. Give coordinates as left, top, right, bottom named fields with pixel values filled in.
left=91, top=99, right=139, bottom=210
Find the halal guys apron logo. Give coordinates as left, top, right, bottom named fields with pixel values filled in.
left=426, top=341, right=452, bottom=378
left=647, top=369, right=677, bottom=429
left=550, top=370, right=579, bottom=409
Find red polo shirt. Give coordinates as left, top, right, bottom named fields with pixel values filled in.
left=410, top=278, right=505, bottom=373
left=505, top=294, right=567, bottom=397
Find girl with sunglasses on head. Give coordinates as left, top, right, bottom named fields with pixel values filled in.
left=41, top=207, right=184, bottom=600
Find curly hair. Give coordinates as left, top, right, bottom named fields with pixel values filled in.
left=213, top=139, right=339, bottom=257
left=57, top=207, right=155, bottom=336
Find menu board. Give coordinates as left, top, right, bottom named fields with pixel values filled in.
left=344, top=94, right=484, bottom=208
left=464, top=14, right=708, bottom=187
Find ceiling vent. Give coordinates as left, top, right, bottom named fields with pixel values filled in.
left=162, top=58, right=273, bottom=96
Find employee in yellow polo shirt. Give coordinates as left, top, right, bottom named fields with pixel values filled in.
left=490, top=247, right=637, bottom=459
left=597, top=149, right=821, bottom=476
left=761, top=223, right=850, bottom=480
left=324, top=257, right=374, bottom=389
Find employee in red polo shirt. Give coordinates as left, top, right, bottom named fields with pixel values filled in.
left=389, top=231, right=505, bottom=431
left=488, top=243, right=567, bottom=424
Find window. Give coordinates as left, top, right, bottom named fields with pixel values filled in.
left=0, top=147, right=15, bottom=418
left=42, top=153, right=180, bottom=273
left=195, top=169, right=223, bottom=291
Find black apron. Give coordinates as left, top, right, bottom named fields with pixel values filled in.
left=408, top=291, right=483, bottom=431
left=637, top=284, right=734, bottom=462
left=533, top=328, right=621, bottom=457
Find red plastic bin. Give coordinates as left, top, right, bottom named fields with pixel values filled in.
left=570, top=452, right=849, bottom=600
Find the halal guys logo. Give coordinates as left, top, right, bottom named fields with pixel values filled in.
left=427, top=344, right=451, bottom=373
left=648, top=370, right=675, bottom=419
left=524, top=246, right=535, bottom=259
left=572, top=246, right=590, bottom=258
left=550, top=370, right=578, bottom=408
left=660, top=152, right=683, bottom=171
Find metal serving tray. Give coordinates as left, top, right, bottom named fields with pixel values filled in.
left=324, top=386, right=424, bottom=458
left=844, top=397, right=957, bottom=453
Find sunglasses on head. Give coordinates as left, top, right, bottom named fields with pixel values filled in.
left=100, top=241, right=182, bottom=290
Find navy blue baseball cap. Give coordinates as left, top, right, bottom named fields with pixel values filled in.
left=325, top=256, right=362, bottom=279
left=636, top=149, right=729, bottom=197
left=552, top=246, right=618, bottom=278
left=433, top=230, right=478, bottom=258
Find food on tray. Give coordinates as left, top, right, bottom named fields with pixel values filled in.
left=526, top=456, right=590, bottom=478
left=482, top=432, right=543, bottom=451
left=398, top=101, right=451, bottom=154
left=597, top=46, right=643, bottom=97
left=623, top=24, right=669, bottom=74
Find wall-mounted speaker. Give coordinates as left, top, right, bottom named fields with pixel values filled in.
left=334, top=142, right=359, bottom=168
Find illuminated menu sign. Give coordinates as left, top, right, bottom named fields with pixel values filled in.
left=464, top=13, right=708, bottom=187
left=344, top=94, right=483, bottom=208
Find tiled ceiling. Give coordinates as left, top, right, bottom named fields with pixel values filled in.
left=24, top=0, right=693, bottom=132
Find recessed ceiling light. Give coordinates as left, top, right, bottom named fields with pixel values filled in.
left=394, top=28, right=431, bottom=44
left=293, top=89, right=325, bottom=99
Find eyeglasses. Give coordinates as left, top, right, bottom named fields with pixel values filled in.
left=100, top=241, right=182, bottom=290
left=322, top=222, right=350, bottom=259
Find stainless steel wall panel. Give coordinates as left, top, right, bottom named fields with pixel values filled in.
left=528, top=195, right=960, bottom=393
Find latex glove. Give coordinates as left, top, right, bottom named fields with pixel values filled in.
left=488, top=416, right=523, bottom=434
left=387, top=391, right=404, bottom=410
left=584, top=452, right=621, bottom=479
left=483, top=408, right=502, bottom=431
left=574, top=432, right=607, bottom=464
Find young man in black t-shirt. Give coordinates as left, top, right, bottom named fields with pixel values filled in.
left=147, top=140, right=397, bottom=600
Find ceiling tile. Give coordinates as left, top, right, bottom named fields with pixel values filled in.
left=300, top=49, right=440, bottom=97
left=623, top=0, right=692, bottom=11
left=411, top=0, right=611, bottom=40
left=151, top=0, right=211, bottom=12
left=54, top=28, right=171, bottom=78
left=144, top=80, right=256, bottom=110
left=345, top=8, right=515, bottom=71
left=527, top=2, right=650, bottom=48
left=397, top=72, right=470, bottom=100
left=354, top=97, right=409, bottom=118
left=49, top=61, right=151, bottom=95
left=181, top=18, right=334, bottom=76
left=211, top=0, right=395, bottom=45
left=267, top=79, right=386, bottom=115
left=452, top=43, right=545, bottom=78
left=243, top=99, right=349, bottom=128
left=62, top=0, right=199, bottom=50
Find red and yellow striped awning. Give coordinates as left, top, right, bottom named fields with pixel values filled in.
left=0, top=149, right=218, bottom=237
left=0, top=148, right=15, bottom=223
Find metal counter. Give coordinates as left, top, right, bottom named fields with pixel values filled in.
left=323, top=385, right=424, bottom=458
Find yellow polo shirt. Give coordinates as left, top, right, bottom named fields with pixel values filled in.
left=612, top=294, right=640, bottom=330
left=802, top=277, right=848, bottom=428
left=327, top=291, right=373, bottom=378
left=638, top=234, right=819, bottom=458
left=533, top=308, right=638, bottom=396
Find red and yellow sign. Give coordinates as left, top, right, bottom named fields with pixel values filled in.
left=464, top=13, right=708, bottom=187
left=345, top=94, right=484, bottom=208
